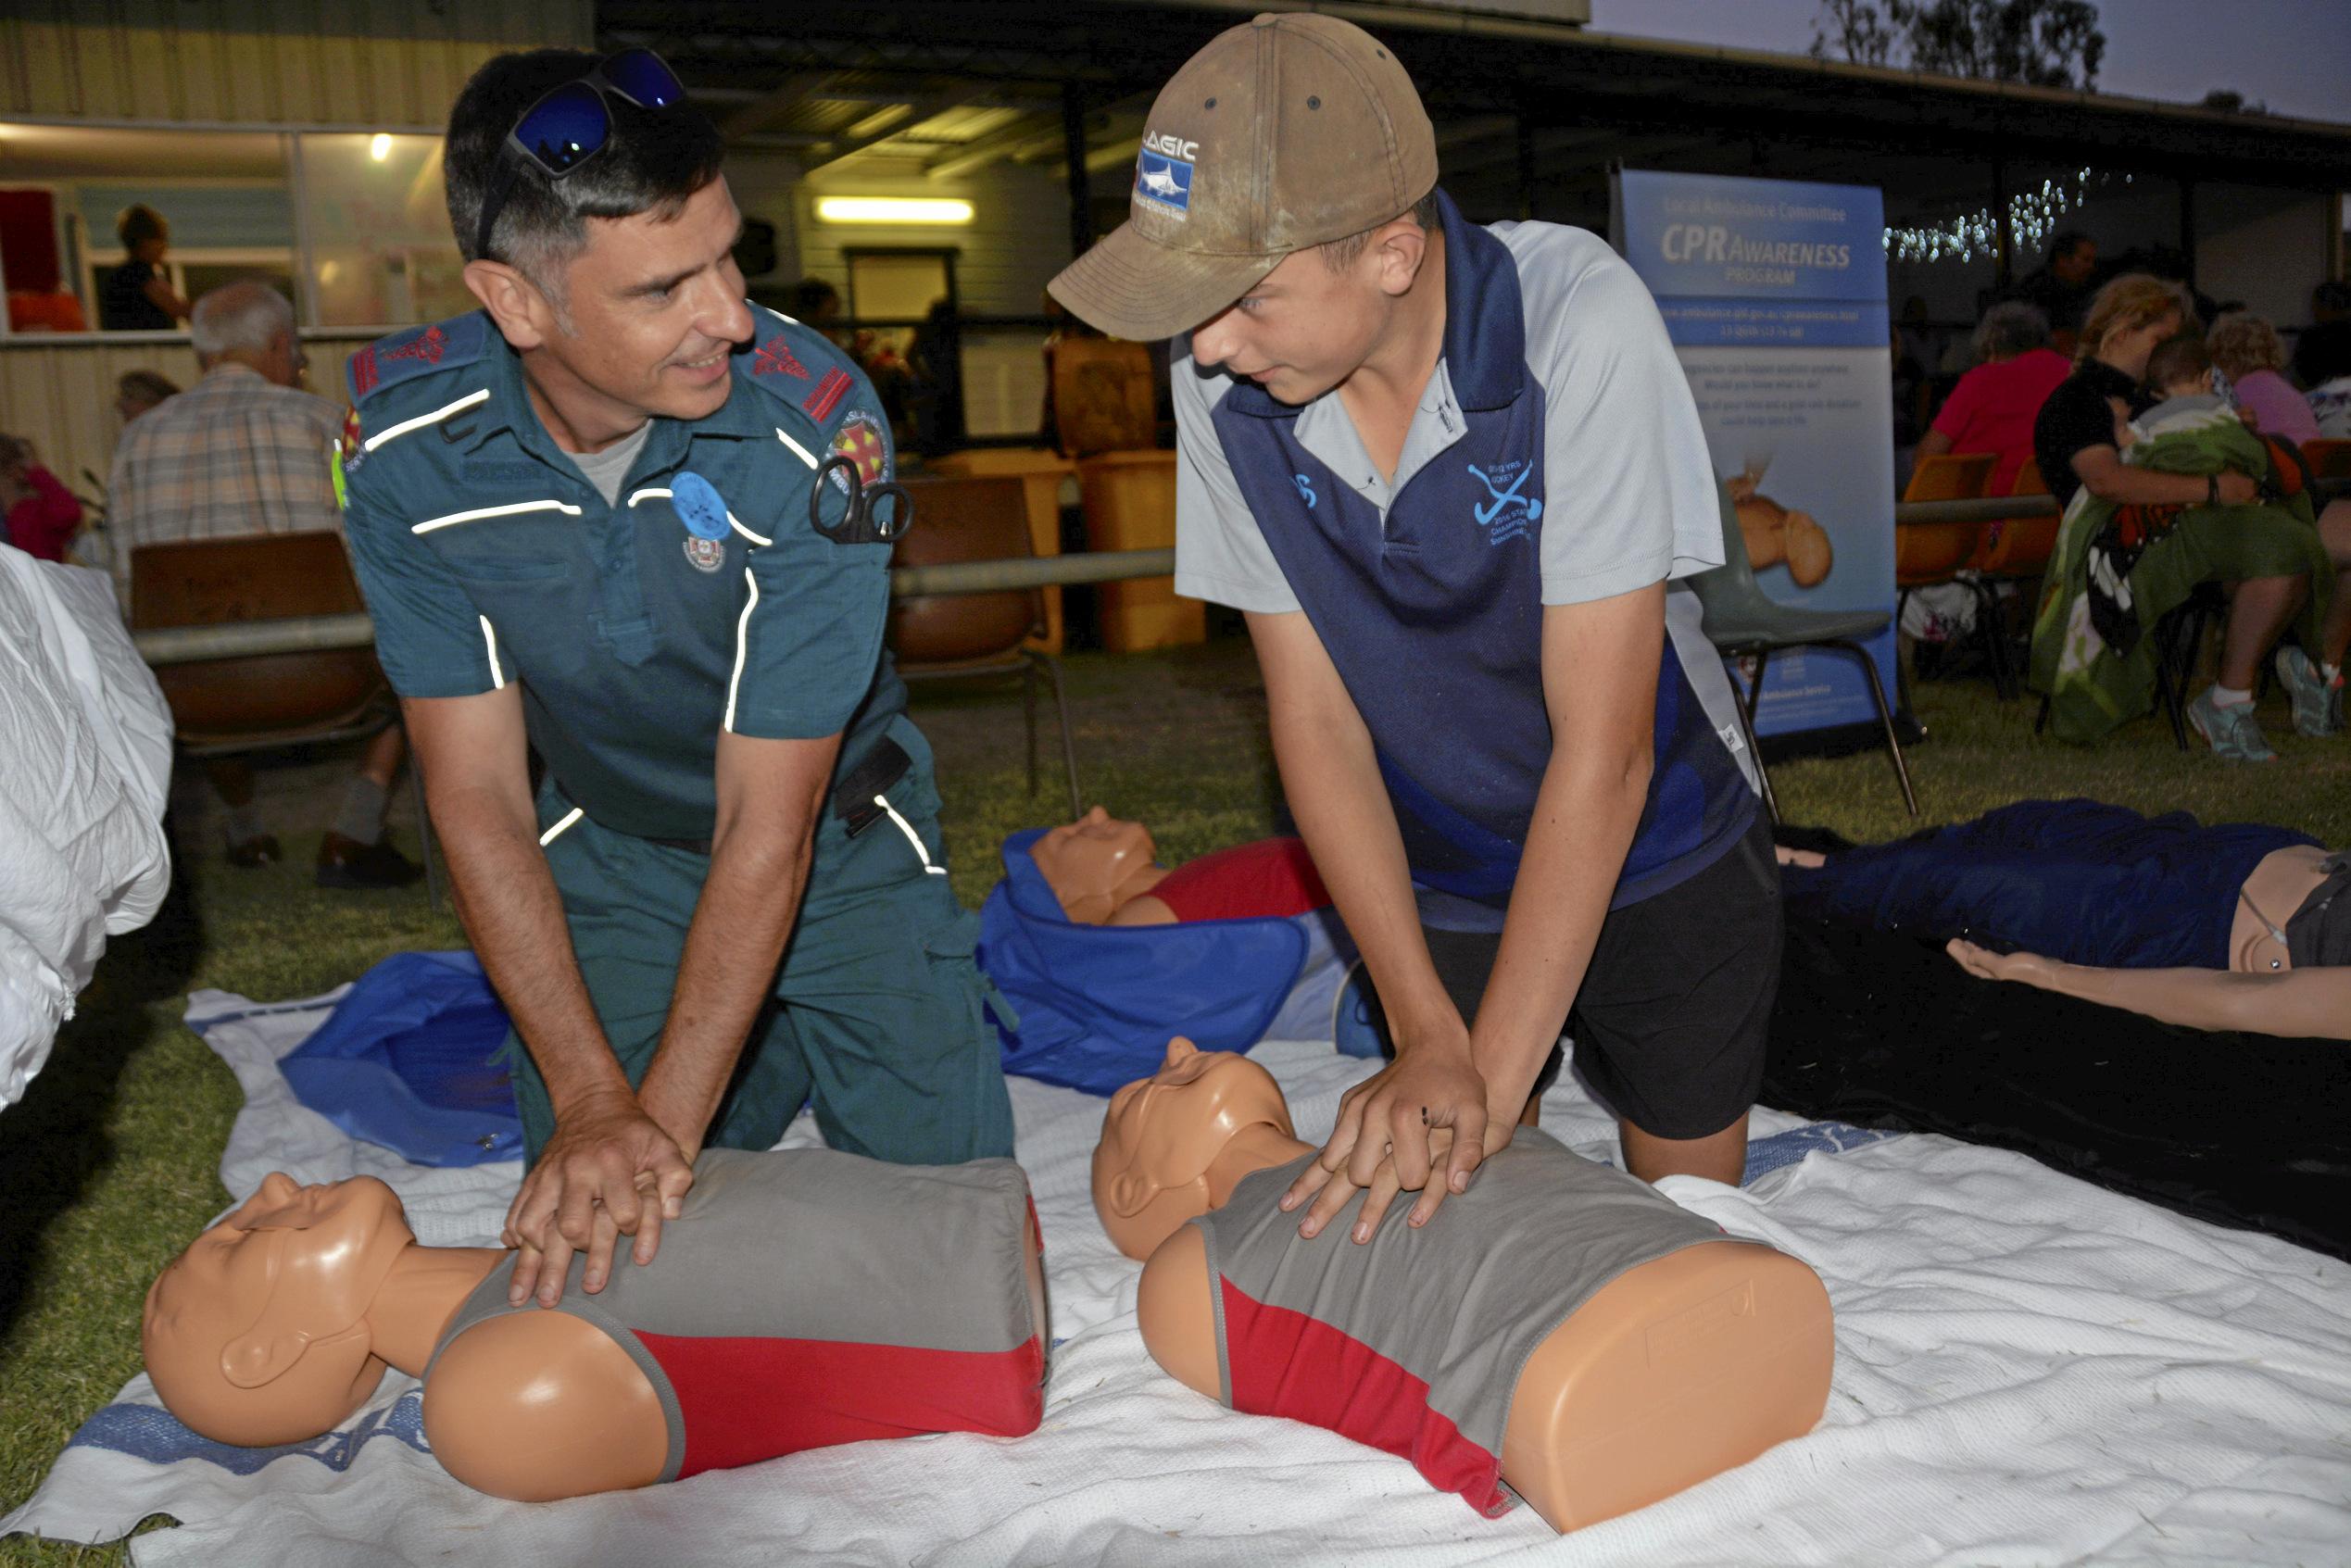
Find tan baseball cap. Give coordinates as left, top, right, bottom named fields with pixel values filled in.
left=1048, top=12, right=1438, bottom=342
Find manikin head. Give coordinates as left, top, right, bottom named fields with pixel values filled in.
left=1092, top=1038, right=1294, bottom=1260
left=1032, top=807, right=1163, bottom=925
left=142, top=1173, right=412, bottom=1445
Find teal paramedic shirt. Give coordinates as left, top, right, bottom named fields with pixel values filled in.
left=337, top=307, right=906, bottom=843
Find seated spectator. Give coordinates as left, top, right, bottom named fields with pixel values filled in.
left=115, top=370, right=181, bottom=426
left=2005, top=230, right=2099, bottom=349
left=1778, top=799, right=2347, bottom=1039
left=2207, top=312, right=2320, bottom=447
left=2030, top=285, right=2330, bottom=760
left=2304, top=293, right=2351, bottom=440
left=2292, top=280, right=2351, bottom=394
left=98, top=205, right=192, bottom=332
left=1915, top=301, right=2068, bottom=495
left=0, top=434, right=83, bottom=562
left=107, top=280, right=421, bottom=888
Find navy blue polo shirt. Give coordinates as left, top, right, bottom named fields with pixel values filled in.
left=1181, top=190, right=1756, bottom=930
left=337, top=307, right=904, bottom=842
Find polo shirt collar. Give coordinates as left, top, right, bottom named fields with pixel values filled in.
left=466, top=331, right=770, bottom=463
left=1428, top=187, right=1524, bottom=413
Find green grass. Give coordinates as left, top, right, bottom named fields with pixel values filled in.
left=1, top=633, right=2343, bottom=1562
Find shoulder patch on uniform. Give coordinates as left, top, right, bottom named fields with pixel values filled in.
left=349, top=312, right=491, bottom=405
left=737, top=306, right=865, bottom=432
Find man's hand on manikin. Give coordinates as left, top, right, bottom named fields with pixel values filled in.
left=502, top=1087, right=695, bottom=1309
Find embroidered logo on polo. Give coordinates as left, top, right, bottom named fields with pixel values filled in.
left=754, top=336, right=811, bottom=380
left=803, top=367, right=854, bottom=423
left=1465, top=459, right=1541, bottom=545
left=1136, top=131, right=1197, bottom=218
left=1293, top=473, right=1317, bottom=509
left=683, top=536, right=727, bottom=572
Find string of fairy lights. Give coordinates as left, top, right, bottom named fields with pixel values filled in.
left=1882, top=168, right=2135, bottom=265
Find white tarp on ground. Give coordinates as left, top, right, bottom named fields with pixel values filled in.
left=6, top=985, right=2351, bottom=1567
left=0, top=548, right=171, bottom=1107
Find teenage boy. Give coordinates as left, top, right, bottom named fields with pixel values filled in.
left=1050, top=14, right=1776, bottom=1244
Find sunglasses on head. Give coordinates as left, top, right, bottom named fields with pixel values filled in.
left=473, top=48, right=688, bottom=264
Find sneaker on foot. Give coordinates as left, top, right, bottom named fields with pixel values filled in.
left=2274, top=646, right=2345, bottom=737
left=2186, top=687, right=2278, bottom=762
left=317, top=833, right=424, bottom=889
left=225, top=834, right=282, bottom=869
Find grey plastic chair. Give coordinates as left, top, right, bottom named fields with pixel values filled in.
left=1684, top=483, right=1918, bottom=822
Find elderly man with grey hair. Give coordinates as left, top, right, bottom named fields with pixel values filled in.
left=107, top=279, right=421, bottom=886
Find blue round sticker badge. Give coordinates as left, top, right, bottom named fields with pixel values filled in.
left=672, top=471, right=731, bottom=541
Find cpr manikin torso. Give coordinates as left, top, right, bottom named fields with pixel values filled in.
left=143, top=1149, right=1049, bottom=1501
left=1096, top=1041, right=1831, bottom=1532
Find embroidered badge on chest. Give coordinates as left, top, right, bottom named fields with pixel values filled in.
left=1466, top=458, right=1541, bottom=546
left=683, top=534, right=727, bottom=572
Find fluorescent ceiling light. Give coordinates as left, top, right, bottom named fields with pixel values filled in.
left=370, top=132, right=392, bottom=162
left=815, top=196, right=974, bottom=225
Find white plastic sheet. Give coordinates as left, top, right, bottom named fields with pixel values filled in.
left=0, top=549, right=171, bottom=1107
left=7, top=989, right=2350, bottom=1567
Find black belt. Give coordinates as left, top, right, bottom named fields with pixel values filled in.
left=559, top=737, right=914, bottom=858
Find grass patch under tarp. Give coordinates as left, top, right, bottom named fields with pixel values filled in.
left=2, top=633, right=2344, bottom=1562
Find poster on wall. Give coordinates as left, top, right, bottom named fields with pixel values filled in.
left=1613, top=168, right=1898, bottom=739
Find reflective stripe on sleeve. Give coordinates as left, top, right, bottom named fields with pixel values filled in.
left=537, top=807, right=585, bottom=847
left=723, top=571, right=760, bottom=733
left=363, top=388, right=491, bottom=452
left=411, top=498, right=583, bottom=534
left=479, top=615, right=505, bottom=689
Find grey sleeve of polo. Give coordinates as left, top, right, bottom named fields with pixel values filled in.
left=1172, top=347, right=1301, bottom=616
left=1502, top=225, right=1726, bottom=607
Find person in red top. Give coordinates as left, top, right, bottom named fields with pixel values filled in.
left=1917, top=301, right=2071, bottom=495
left=0, top=434, right=83, bottom=562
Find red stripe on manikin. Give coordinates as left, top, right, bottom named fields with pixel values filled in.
left=1220, top=1276, right=1510, bottom=1517
left=635, top=1332, right=1045, bottom=1478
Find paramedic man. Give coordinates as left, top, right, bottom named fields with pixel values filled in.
left=1049, top=15, right=1779, bottom=1245
left=338, top=51, right=1013, bottom=1310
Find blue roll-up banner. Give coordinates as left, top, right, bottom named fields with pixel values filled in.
left=1614, top=169, right=1898, bottom=738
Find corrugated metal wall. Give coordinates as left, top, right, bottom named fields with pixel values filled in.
left=2, top=334, right=380, bottom=511
left=0, top=0, right=592, bottom=127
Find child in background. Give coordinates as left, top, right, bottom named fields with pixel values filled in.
left=2118, top=335, right=2229, bottom=452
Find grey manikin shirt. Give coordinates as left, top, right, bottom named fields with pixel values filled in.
left=1192, top=1129, right=1723, bottom=1516
left=1173, top=220, right=1759, bottom=796
left=426, top=1147, right=1041, bottom=1482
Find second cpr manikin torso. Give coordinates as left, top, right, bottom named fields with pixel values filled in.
left=1098, top=1040, right=1832, bottom=1533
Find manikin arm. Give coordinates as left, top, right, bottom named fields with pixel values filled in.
left=1947, top=939, right=2351, bottom=1039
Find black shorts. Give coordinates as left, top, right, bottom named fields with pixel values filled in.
left=1372, top=809, right=1782, bottom=1140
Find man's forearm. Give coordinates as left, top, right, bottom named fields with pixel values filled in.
left=1470, top=749, right=1650, bottom=1118
left=635, top=824, right=813, bottom=1155
left=431, top=780, right=628, bottom=1115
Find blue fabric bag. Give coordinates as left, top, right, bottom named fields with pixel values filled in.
left=278, top=951, right=522, bottom=1166
left=976, top=829, right=1309, bottom=1095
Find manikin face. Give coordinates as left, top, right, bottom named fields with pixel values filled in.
left=506, top=176, right=757, bottom=433
left=1032, top=807, right=1160, bottom=924
left=1093, top=1038, right=1294, bottom=1259
left=1188, top=231, right=1415, bottom=408
left=143, top=1173, right=410, bottom=1444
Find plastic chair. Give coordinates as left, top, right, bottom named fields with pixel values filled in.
left=888, top=473, right=1082, bottom=817
left=1956, top=458, right=2058, bottom=699
left=1686, top=484, right=1917, bottom=823
left=129, top=530, right=437, bottom=900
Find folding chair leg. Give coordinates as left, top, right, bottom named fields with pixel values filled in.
left=1023, top=658, right=1039, bottom=797
left=1725, top=653, right=1779, bottom=825
left=1968, top=579, right=2014, bottom=700
left=1833, top=640, right=1919, bottom=817
left=1031, top=649, right=1083, bottom=821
